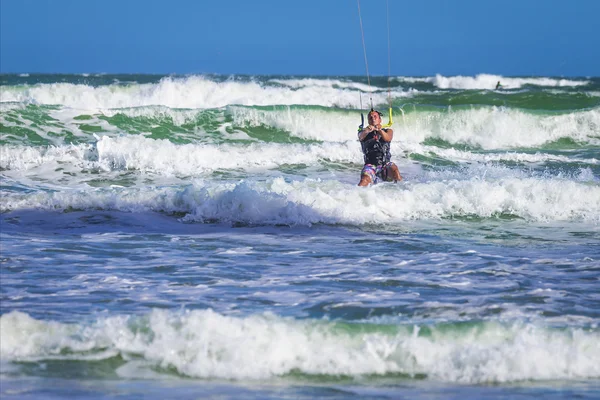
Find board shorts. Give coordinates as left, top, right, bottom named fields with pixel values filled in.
left=361, top=162, right=397, bottom=184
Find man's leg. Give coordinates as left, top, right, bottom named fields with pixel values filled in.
left=358, top=164, right=376, bottom=186
left=358, top=174, right=372, bottom=186
left=386, top=163, right=402, bottom=182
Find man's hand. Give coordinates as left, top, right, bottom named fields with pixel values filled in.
left=359, top=125, right=374, bottom=141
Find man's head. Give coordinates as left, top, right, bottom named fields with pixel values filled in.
left=368, top=110, right=383, bottom=125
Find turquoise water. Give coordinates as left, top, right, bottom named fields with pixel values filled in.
left=1, top=73, right=599, bottom=399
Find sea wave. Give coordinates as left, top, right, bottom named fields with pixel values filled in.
left=424, top=74, right=590, bottom=90
left=2, top=176, right=599, bottom=223
left=2, top=136, right=598, bottom=180
left=0, top=138, right=360, bottom=175
left=399, top=106, right=600, bottom=149
left=2, top=103, right=599, bottom=149
left=0, top=76, right=393, bottom=110
left=1, top=310, right=598, bottom=383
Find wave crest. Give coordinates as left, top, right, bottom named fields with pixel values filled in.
left=1, top=310, right=598, bottom=383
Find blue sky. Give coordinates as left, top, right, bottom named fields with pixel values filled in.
left=1, top=0, right=598, bottom=76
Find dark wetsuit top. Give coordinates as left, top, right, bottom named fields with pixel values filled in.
left=360, top=129, right=391, bottom=166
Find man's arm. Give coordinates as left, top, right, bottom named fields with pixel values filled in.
left=359, top=126, right=394, bottom=141
left=358, top=125, right=376, bottom=141
left=379, top=128, right=394, bottom=141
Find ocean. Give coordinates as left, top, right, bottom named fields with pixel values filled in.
left=1, top=73, right=599, bottom=399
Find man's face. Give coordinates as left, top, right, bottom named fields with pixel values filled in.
left=368, top=112, right=381, bottom=125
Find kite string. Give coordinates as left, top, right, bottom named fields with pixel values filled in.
left=356, top=0, right=373, bottom=109
left=386, top=0, right=392, bottom=108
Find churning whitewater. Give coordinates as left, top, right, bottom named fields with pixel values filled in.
left=1, top=74, right=599, bottom=396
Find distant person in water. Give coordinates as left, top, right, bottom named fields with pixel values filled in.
left=496, top=81, right=502, bottom=89
left=357, top=109, right=402, bottom=186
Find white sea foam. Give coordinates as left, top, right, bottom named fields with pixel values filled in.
left=270, top=75, right=591, bottom=91
left=104, top=105, right=600, bottom=148
left=227, top=105, right=369, bottom=142
left=0, top=102, right=27, bottom=112
left=0, top=136, right=361, bottom=177
left=102, top=103, right=600, bottom=148
left=268, top=77, right=375, bottom=92
left=1, top=310, right=598, bottom=383
left=2, top=176, right=599, bottom=223
left=2, top=93, right=598, bottom=151
left=398, top=106, right=600, bottom=149
left=99, top=105, right=206, bottom=126
left=0, top=76, right=392, bottom=110
left=0, top=103, right=119, bottom=146
left=255, top=105, right=600, bottom=148
left=0, top=74, right=592, bottom=114
left=427, top=74, right=590, bottom=90
left=93, top=136, right=360, bottom=175
left=0, top=144, right=98, bottom=172
left=408, top=144, right=599, bottom=165
left=1, top=131, right=597, bottom=189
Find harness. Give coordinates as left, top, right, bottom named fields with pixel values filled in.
left=361, top=130, right=391, bottom=166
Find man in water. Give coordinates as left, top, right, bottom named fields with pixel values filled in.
left=496, top=81, right=502, bottom=89
left=357, top=109, right=402, bottom=186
